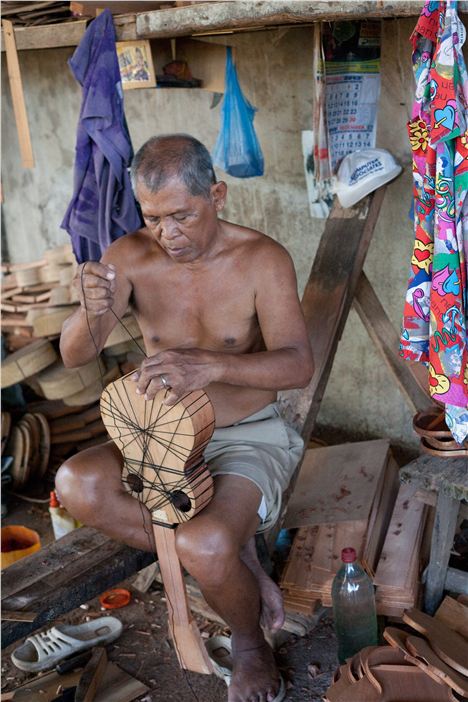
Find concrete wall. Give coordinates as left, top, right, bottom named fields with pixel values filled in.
left=1, top=18, right=424, bottom=449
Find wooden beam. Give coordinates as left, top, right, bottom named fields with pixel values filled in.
left=2, top=19, right=34, bottom=168
left=0, top=15, right=136, bottom=52
left=353, top=270, right=431, bottom=412
left=1, top=526, right=153, bottom=648
left=279, top=188, right=387, bottom=441
left=136, top=1, right=468, bottom=39
left=424, top=491, right=460, bottom=614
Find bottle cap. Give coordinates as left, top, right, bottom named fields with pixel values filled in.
left=99, top=588, right=131, bottom=609
left=341, top=547, right=356, bottom=563
left=49, top=490, right=60, bottom=508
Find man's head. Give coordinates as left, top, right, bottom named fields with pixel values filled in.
left=131, top=134, right=217, bottom=199
left=131, top=135, right=227, bottom=263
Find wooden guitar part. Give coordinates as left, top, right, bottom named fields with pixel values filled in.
left=326, top=664, right=358, bottom=702
left=101, top=377, right=215, bottom=525
left=435, top=596, right=468, bottom=640
left=406, top=635, right=468, bottom=697
left=153, top=525, right=214, bottom=674
left=348, top=653, right=364, bottom=683
left=361, top=646, right=415, bottom=694
left=101, top=374, right=216, bottom=674
left=1, top=338, right=57, bottom=388
left=366, top=663, right=452, bottom=701
left=326, top=673, right=380, bottom=702
left=403, top=608, right=468, bottom=677
left=383, top=626, right=415, bottom=658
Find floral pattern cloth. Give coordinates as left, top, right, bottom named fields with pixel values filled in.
left=400, top=0, right=468, bottom=443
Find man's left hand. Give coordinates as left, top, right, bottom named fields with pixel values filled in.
left=132, top=349, right=221, bottom=405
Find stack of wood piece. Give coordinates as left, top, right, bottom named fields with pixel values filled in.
left=25, top=399, right=109, bottom=474
left=280, top=440, right=400, bottom=614
left=325, top=643, right=455, bottom=701
left=1, top=245, right=143, bottom=401
left=1, top=246, right=145, bottom=488
left=1, top=245, right=79, bottom=351
left=383, top=599, right=468, bottom=700
left=325, top=597, right=468, bottom=701
left=3, top=411, right=50, bottom=490
left=0, top=2, right=73, bottom=26
left=374, top=483, right=427, bottom=616
left=1, top=400, right=110, bottom=487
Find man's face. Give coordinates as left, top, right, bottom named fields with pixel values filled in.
left=137, top=177, right=222, bottom=263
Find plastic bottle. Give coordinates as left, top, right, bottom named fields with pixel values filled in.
left=331, top=546, right=378, bottom=663
left=49, top=490, right=79, bottom=540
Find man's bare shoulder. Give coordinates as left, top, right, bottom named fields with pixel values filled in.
left=223, top=221, right=294, bottom=271
left=102, top=228, right=161, bottom=269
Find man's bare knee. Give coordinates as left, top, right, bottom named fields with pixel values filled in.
left=55, top=443, right=122, bottom=527
left=175, top=519, right=238, bottom=588
left=55, top=456, right=102, bottom=524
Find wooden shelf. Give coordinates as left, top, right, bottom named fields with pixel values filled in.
left=2, top=1, right=468, bottom=52
left=136, top=1, right=468, bottom=39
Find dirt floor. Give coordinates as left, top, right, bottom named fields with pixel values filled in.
left=2, top=496, right=338, bottom=701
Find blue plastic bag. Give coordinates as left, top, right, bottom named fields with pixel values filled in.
left=212, top=48, right=264, bottom=178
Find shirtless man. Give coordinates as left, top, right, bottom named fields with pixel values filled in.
left=57, top=134, right=314, bottom=702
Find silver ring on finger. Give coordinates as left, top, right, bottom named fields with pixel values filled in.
left=160, top=374, right=169, bottom=389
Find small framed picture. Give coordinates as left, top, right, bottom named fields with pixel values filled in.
left=116, top=40, right=156, bottom=90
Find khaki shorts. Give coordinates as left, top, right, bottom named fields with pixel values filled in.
left=204, top=403, right=303, bottom=533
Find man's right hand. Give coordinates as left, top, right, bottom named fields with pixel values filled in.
left=73, top=262, right=116, bottom=317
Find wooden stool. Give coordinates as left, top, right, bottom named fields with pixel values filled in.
left=400, top=455, right=468, bottom=615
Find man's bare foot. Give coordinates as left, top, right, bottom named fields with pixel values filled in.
left=241, top=539, right=285, bottom=633
left=228, top=633, right=282, bottom=702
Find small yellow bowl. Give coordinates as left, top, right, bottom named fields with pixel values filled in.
left=1, top=525, right=41, bottom=569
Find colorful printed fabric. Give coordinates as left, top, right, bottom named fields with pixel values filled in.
left=400, top=0, right=468, bottom=442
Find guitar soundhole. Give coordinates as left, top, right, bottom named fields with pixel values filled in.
left=170, top=490, right=192, bottom=512
left=127, top=474, right=144, bottom=493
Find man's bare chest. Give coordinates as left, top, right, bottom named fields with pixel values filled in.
left=129, top=270, right=260, bottom=353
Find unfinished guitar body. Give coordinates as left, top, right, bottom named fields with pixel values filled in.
left=101, top=375, right=215, bottom=525
left=101, top=374, right=216, bottom=674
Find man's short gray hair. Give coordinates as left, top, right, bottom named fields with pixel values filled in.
left=131, top=134, right=217, bottom=198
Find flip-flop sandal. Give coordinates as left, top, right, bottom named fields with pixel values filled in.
left=205, top=635, right=286, bottom=700
left=11, top=616, right=122, bottom=672
left=205, top=635, right=233, bottom=685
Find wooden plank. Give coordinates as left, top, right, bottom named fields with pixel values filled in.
left=1, top=527, right=153, bottom=648
left=176, top=37, right=227, bottom=92
left=353, top=271, right=431, bottom=412
left=279, top=188, right=387, bottom=441
left=374, top=483, right=426, bottom=610
left=75, top=647, right=107, bottom=702
left=93, top=661, right=149, bottom=702
left=1, top=19, right=34, bottom=168
left=424, top=491, right=460, bottom=614
left=5, top=661, right=148, bottom=702
left=0, top=14, right=136, bottom=52
left=284, top=439, right=390, bottom=528
left=362, top=453, right=400, bottom=575
left=137, top=1, right=468, bottom=39
left=400, top=455, right=468, bottom=502
left=71, top=2, right=165, bottom=17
